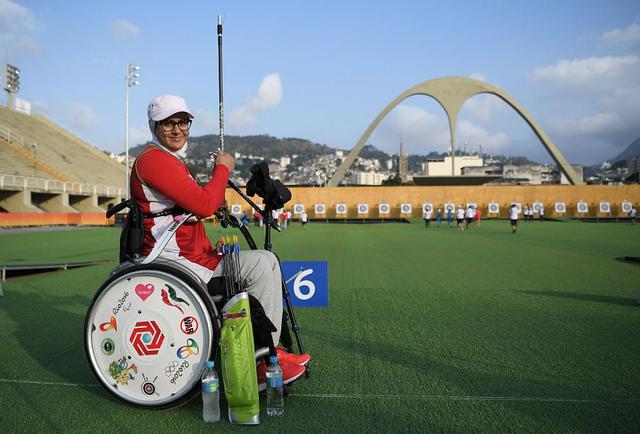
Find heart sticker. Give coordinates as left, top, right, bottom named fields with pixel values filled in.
left=135, top=283, right=154, bottom=301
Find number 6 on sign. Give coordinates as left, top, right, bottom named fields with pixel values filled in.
left=281, top=261, right=328, bottom=307
left=291, top=269, right=315, bottom=300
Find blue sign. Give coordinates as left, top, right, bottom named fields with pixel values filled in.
left=281, top=261, right=328, bottom=307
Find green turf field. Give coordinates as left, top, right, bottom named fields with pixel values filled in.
left=1, top=220, right=639, bottom=432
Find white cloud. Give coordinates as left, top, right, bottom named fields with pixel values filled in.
left=371, top=104, right=511, bottom=155
left=600, top=23, right=640, bottom=45
left=469, top=73, right=487, bottom=82
left=0, top=0, right=35, bottom=32
left=30, top=100, right=48, bottom=114
left=190, top=108, right=217, bottom=133
left=463, top=94, right=508, bottom=123
left=530, top=51, right=640, bottom=163
left=129, top=125, right=151, bottom=146
left=111, top=19, right=140, bottom=42
left=228, top=73, right=283, bottom=130
left=69, top=104, right=97, bottom=130
left=0, top=0, right=39, bottom=56
left=548, top=112, right=623, bottom=137
left=531, top=55, right=639, bottom=86
left=457, top=120, right=511, bottom=153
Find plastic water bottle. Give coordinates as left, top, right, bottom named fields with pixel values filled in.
left=266, top=355, right=284, bottom=416
left=202, top=360, right=220, bottom=422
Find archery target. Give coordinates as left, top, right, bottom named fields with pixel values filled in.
left=488, top=203, right=499, bottom=214
left=422, top=203, right=433, bottom=213
left=599, top=202, right=611, bottom=213
left=293, top=204, right=304, bottom=214
left=400, top=203, right=412, bottom=214
left=230, top=204, right=242, bottom=215
left=357, top=204, right=369, bottom=214
left=314, top=204, right=326, bottom=215
left=555, top=202, right=566, bottom=213
left=444, top=203, right=455, bottom=213
left=511, top=203, right=522, bottom=212
left=378, top=203, right=390, bottom=214
left=532, top=202, right=544, bottom=213
left=466, top=202, right=477, bottom=210
left=336, top=203, right=347, bottom=215
left=577, top=202, right=589, bottom=213
left=621, top=202, right=632, bottom=213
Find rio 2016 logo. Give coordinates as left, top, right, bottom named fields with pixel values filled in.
left=129, top=321, right=165, bottom=356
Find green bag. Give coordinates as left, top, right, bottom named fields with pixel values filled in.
left=220, top=292, right=260, bottom=425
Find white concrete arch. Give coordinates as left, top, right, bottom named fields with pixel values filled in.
left=328, top=76, right=582, bottom=186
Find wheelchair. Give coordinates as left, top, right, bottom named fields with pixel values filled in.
left=84, top=259, right=221, bottom=408
left=85, top=162, right=303, bottom=409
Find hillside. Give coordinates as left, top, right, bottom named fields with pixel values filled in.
left=611, top=136, right=640, bottom=163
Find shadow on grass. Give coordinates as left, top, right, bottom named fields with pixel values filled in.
left=523, top=290, right=638, bottom=306
left=303, top=327, right=638, bottom=432
left=1, top=283, right=108, bottom=397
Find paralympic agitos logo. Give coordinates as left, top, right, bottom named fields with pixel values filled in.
left=129, top=321, right=165, bottom=356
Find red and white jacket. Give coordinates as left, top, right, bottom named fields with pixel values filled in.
left=130, top=144, right=229, bottom=282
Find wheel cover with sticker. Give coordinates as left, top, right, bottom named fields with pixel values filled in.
left=86, top=269, right=213, bottom=406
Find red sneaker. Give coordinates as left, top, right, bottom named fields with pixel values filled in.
left=257, top=359, right=306, bottom=392
left=276, top=346, right=311, bottom=366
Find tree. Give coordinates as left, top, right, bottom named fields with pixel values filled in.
left=382, top=174, right=403, bottom=186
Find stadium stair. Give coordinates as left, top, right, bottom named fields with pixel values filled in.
left=0, top=137, right=68, bottom=181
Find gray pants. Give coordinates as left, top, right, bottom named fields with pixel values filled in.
left=211, top=250, right=283, bottom=347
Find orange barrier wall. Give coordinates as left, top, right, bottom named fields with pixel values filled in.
left=225, top=184, right=640, bottom=218
left=0, top=212, right=114, bottom=227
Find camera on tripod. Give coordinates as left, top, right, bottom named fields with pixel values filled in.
left=246, top=161, right=291, bottom=212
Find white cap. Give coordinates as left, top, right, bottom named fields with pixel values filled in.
left=147, top=95, right=194, bottom=122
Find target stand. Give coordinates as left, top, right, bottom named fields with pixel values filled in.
left=84, top=260, right=219, bottom=408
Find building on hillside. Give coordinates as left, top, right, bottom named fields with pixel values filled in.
left=348, top=171, right=389, bottom=185
left=502, top=164, right=556, bottom=184
left=279, top=156, right=291, bottom=167
left=461, top=165, right=502, bottom=176
left=425, top=155, right=483, bottom=176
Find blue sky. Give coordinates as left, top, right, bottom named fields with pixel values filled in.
left=2, top=0, right=639, bottom=165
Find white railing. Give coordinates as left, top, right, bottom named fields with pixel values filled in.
left=0, top=174, right=123, bottom=197
left=0, top=124, right=24, bottom=147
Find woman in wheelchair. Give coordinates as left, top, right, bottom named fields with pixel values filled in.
left=133, top=95, right=310, bottom=387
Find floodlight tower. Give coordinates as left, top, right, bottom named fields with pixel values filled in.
left=124, top=64, right=140, bottom=198
left=3, top=64, right=20, bottom=110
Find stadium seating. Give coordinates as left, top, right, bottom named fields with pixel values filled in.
left=0, top=106, right=124, bottom=186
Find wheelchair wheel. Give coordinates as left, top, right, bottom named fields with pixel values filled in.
left=84, top=262, right=219, bottom=409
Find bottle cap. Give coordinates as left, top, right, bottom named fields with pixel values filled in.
left=206, top=360, right=214, bottom=368
left=269, top=355, right=278, bottom=364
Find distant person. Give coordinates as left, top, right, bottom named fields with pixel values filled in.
left=436, top=208, right=443, bottom=228
left=272, top=209, right=281, bottom=227
left=538, top=206, right=544, bottom=222
left=280, top=209, right=289, bottom=230
left=475, top=207, right=481, bottom=227
left=465, top=205, right=475, bottom=230
left=456, top=205, right=466, bottom=230
left=423, top=207, right=432, bottom=228
left=240, top=210, right=251, bottom=227
left=300, top=211, right=308, bottom=230
left=253, top=210, right=263, bottom=227
left=629, top=207, right=637, bottom=225
left=522, top=205, right=529, bottom=222
left=446, top=209, right=453, bottom=228
left=509, top=204, right=520, bottom=234
left=130, top=95, right=308, bottom=385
